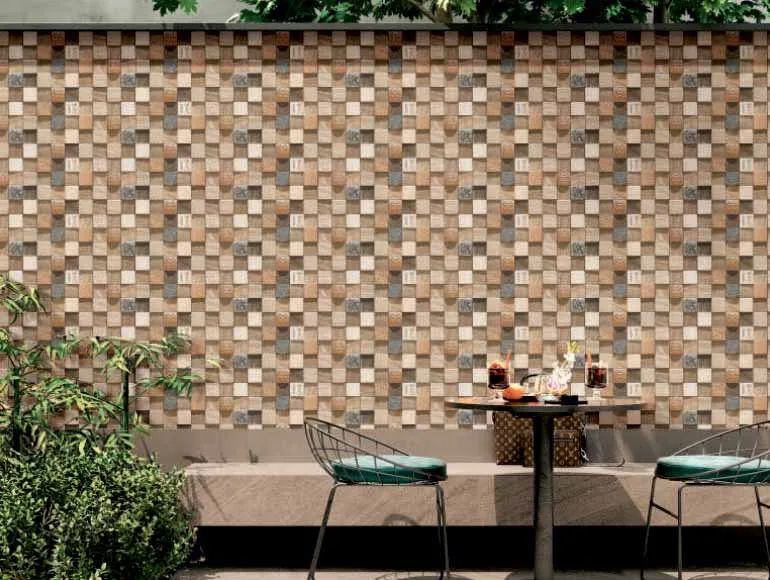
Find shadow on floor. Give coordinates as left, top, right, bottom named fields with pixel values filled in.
left=500, top=573, right=663, bottom=580
left=175, top=571, right=219, bottom=580
left=500, top=574, right=768, bottom=580
left=176, top=573, right=472, bottom=580
left=685, top=575, right=769, bottom=580
left=175, top=571, right=770, bottom=580
left=374, top=574, right=473, bottom=580
left=493, top=473, right=645, bottom=527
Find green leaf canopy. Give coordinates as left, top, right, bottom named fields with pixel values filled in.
left=150, top=0, right=770, bottom=23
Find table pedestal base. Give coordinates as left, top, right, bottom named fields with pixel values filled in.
left=533, top=414, right=555, bottom=580
left=444, top=397, right=643, bottom=580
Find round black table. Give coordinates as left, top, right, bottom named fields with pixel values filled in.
left=445, top=397, right=644, bottom=580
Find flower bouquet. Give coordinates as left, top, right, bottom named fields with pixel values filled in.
left=544, top=340, right=581, bottom=396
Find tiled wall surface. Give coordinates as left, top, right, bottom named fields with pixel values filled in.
left=1, top=29, right=768, bottom=430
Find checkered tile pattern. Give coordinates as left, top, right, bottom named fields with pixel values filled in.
left=1, top=30, right=767, bottom=430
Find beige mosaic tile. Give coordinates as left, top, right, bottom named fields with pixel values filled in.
left=0, top=30, right=768, bottom=430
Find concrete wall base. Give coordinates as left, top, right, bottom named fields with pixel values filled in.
left=185, top=462, right=770, bottom=528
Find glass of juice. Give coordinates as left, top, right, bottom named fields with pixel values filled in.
left=488, top=361, right=508, bottom=400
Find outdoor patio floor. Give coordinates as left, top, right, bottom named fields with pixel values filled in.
left=175, top=570, right=770, bottom=579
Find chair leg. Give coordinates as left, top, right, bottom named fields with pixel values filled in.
left=308, top=484, right=340, bottom=580
left=677, top=485, right=685, bottom=580
left=755, top=487, right=770, bottom=579
left=435, top=484, right=450, bottom=580
left=640, top=476, right=657, bottom=580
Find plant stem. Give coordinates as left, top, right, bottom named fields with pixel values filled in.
left=10, top=376, right=21, bottom=452
left=121, top=370, right=130, bottom=432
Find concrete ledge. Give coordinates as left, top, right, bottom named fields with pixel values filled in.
left=184, top=462, right=770, bottom=528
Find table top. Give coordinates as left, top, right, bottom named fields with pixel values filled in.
left=445, top=397, right=645, bottom=415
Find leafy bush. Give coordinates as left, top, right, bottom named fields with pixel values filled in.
left=0, top=442, right=194, bottom=580
left=0, top=275, right=198, bottom=579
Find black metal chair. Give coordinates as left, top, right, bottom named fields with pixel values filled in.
left=641, top=420, right=770, bottom=580
left=304, top=417, right=450, bottom=579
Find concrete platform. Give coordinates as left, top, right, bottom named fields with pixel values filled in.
left=175, top=569, right=770, bottom=579
left=184, top=462, right=770, bottom=527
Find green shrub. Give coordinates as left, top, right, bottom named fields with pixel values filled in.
left=0, top=442, right=194, bottom=580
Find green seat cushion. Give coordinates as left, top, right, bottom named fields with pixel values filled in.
left=656, top=454, right=770, bottom=483
left=331, top=454, right=447, bottom=484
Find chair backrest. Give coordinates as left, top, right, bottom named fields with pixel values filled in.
left=675, top=420, right=770, bottom=484
left=303, top=417, right=435, bottom=485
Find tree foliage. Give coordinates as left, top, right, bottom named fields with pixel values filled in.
left=666, top=0, right=770, bottom=23
left=151, top=0, right=770, bottom=23
left=152, top=0, right=199, bottom=16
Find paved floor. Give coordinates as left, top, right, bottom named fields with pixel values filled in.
left=175, top=570, right=770, bottom=579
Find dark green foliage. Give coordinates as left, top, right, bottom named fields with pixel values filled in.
left=151, top=0, right=199, bottom=15
left=239, top=0, right=373, bottom=22
left=0, top=276, right=196, bottom=578
left=0, top=442, right=194, bottom=580
left=571, top=0, right=650, bottom=22
left=668, top=0, right=770, bottom=22
left=149, top=0, right=770, bottom=23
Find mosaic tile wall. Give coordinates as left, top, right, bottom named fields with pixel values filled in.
left=1, top=29, right=768, bottom=430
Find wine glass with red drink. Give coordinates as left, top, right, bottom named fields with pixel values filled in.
left=488, top=361, right=508, bottom=401
left=585, top=361, right=608, bottom=400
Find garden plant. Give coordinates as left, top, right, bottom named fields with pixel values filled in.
left=0, top=275, right=197, bottom=579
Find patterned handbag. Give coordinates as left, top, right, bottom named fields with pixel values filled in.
left=521, top=427, right=582, bottom=468
left=494, top=412, right=585, bottom=467
left=493, top=413, right=529, bottom=464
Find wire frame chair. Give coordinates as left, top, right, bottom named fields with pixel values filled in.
left=641, top=420, right=770, bottom=580
left=304, top=417, right=449, bottom=579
